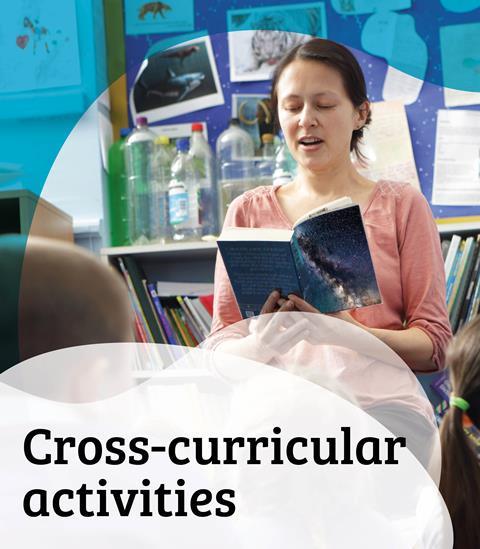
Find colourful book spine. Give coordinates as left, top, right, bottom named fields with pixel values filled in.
left=176, top=296, right=205, bottom=342
left=165, top=307, right=187, bottom=346
left=446, top=245, right=464, bottom=306
left=142, top=280, right=168, bottom=345
left=448, top=237, right=473, bottom=316
left=183, top=296, right=210, bottom=338
left=171, top=308, right=195, bottom=347
left=146, top=283, right=179, bottom=345
left=117, top=257, right=154, bottom=343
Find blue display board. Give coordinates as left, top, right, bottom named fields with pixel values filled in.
left=124, top=0, right=480, bottom=219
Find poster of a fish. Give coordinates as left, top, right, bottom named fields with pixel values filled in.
left=130, top=34, right=224, bottom=123
left=125, top=0, right=194, bottom=35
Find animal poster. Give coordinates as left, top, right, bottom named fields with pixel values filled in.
left=0, top=0, right=81, bottom=94
left=124, top=0, right=194, bottom=35
left=130, top=34, right=224, bottom=123
left=227, top=2, right=327, bottom=82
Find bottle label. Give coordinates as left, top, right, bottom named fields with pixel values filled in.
left=169, top=192, right=188, bottom=225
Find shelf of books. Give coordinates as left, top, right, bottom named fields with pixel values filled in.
left=101, top=242, right=217, bottom=376
left=436, top=217, right=480, bottom=334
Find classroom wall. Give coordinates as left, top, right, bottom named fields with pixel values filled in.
left=122, top=0, right=480, bottom=219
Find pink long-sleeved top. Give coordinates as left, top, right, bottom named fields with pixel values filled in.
left=211, top=181, right=452, bottom=371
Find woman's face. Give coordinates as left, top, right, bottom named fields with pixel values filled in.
left=276, top=59, right=367, bottom=173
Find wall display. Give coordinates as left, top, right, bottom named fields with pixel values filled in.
left=124, top=1, right=480, bottom=219
left=432, top=109, right=480, bottom=206
left=361, top=12, right=427, bottom=90
left=231, top=93, right=272, bottom=149
left=124, top=0, right=194, bottom=35
left=382, top=65, right=423, bottom=105
left=330, top=0, right=411, bottom=15
left=129, top=34, right=224, bottom=123
left=356, top=101, right=420, bottom=189
left=0, top=0, right=81, bottom=94
left=227, top=2, right=327, bottom=82
left=440, top=22, right=480, bottom=108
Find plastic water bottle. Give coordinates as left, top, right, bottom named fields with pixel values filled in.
left=257, top=133, right=276, bottom=184
left=149, top=136, right=171, bottom=243
left=189, top=123, right=217, bottom=238
left=106, top=128, right=130, bottom=246
left=124, top=116, right=156, bottom=244
left=168, top=138, right=201, bottom=241
left=273, top=132, right=297, bottom=186
left=216, top=118, right=256, bottom=223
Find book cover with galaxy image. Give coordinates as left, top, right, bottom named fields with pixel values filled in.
left=218, top=201, right=381, bottom=318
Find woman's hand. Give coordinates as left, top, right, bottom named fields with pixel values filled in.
left=287, top=294, right=362, bottom=326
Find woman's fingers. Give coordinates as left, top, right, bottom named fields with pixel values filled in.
left=260, top=289, right=281, bottom=315
left=287, top=294, right=319, bottom=314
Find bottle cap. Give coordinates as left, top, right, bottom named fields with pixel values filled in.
left=120, top=128, right=130, bottom=138
left=191, top=123, right=203, bottom=132
left=262, top=133, right=274, bottom=144
left=176, top=138, right=190, bottom=152
left=136, top=116, right=148, bottom=126
left=155, top=135, right=170, bottom=145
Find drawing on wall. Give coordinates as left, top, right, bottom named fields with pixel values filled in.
left=130, top=35, right=224, bottom=123
left=227, top=2, right=327, bottom=82
left=232, top=94, right=273, bottom=149
left=440, top=22, right=480, bottom=107
left=330, top=0, right=411, bottom=15
left=125, top=0, right=194, bottom=35
left=1, top=0, right=81, bottom=94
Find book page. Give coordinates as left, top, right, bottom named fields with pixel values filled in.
left=432, top=109, right=480, bottom=205
left=356, top=100, right=420, bottom=189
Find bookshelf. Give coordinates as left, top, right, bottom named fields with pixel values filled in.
left=101, top=241, right=217, bottom=283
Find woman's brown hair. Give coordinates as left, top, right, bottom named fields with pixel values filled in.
left=439, top=315, right=480, bottom=548
left=270, top=38, right=372, bottom=162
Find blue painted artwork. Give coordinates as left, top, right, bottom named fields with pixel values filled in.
left=361, top=12, right=427, bottom=81
left=331, top=0, right=411, bottom=15
left=440, top=0, right=480, bottom=13
left=440, top=23, right=480, bottom=93
left=125, top=0, right=194, bottom=35
left=0, top=0, right=81, bottom=94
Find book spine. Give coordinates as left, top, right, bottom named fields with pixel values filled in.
left=444, top=234, right=461, bottom=280
left=448, top=237, right=473, bottom=316
left=193, top=298, right=213, bottom=328
left=457, top=236, right=480, bottom=330
left=146, top=283, right=179, bottom=345
left=467, top=264, right=480, bottom=322
left=176, top=308, right=199, bottom=346
left=122, top=256, right=164, bottom=344
left=176, top=296, right=205, bottom=342
left=142, top=279, right=168, bottom=345
left=450, top=237, right=477, bottom=331
left=117, top=257, right=154, bottom=343
left=446, top=245, right=464, bottom=306
left=166, top=307, right=188, bottom=346
left=184, top=296, right=210, bottom=336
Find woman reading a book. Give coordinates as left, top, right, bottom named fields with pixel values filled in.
left=210, top=38, right=451, bottom=372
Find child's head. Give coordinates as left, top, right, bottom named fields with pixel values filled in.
left=0, top=235, right=134, bottom=371
left=439, top=316, right=480, bottom=548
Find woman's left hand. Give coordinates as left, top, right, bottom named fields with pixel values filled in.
left=287, top=294, right=364, bottom=328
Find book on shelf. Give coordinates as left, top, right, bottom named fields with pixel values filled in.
left=442, top=234, right=480, bottom=332
left=115, top=255, right=213, bottom=348
left=217, top=197, right=381, bottom=319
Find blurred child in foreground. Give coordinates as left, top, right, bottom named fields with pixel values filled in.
left=440, top=316, right=480, bottom=548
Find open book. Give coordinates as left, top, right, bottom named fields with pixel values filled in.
left=217, top=197, right=381, bottom=318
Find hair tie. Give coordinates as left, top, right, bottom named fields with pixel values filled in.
left=449, top=395, right=470, bottom=412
